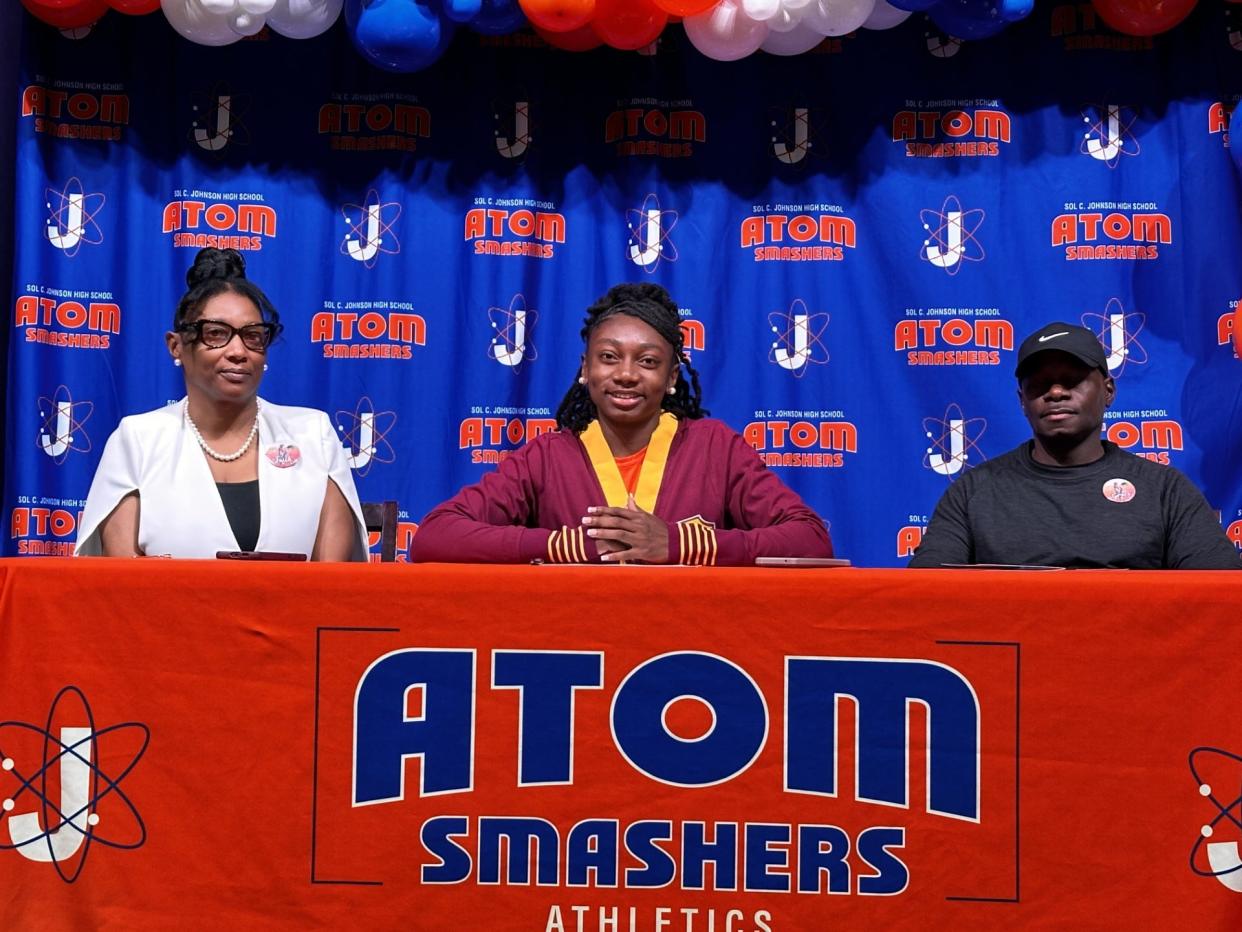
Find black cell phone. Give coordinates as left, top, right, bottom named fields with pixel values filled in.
left=215, top=550, right=308, bottom=561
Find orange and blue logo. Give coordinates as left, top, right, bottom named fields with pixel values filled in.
left=465, top=198, right=565, bottom=260
left=605, top=102, right=704, bottom=159
left=312, top=300, right=425, bottom=360
left=895, top=313, right=1012, bottom=366
left=1052, top=207, right=1170, bottom=261
left=459, top=406, right=556, bottom=465
left=743, top=414, right=856, bottom=469
left=163, top=191, right=276, bottom=252
left=15, top=289, right=120, bottom=350
left=1101, top=411, right=1184, bottom=465
left=1049, top=3, right=1153, bottom=50
left=318, top=95, right=430, bottom=153
left=893, top=103, right=1010, bottom=158
left=21, top=85, right=128, bottom=142
left=1209, top=99, right=1236, bottom=148
left=741, top=209, right=855, bottom=263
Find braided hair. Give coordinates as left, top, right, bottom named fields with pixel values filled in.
left=556, top=283, right=707, bottom=433
left=171, top=247, right=283, bottom=340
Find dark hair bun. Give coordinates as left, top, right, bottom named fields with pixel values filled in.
left=185, top=247, right=246, bottom=289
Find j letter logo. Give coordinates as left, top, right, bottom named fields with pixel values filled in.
left=194, top=95, right=232, bottom=152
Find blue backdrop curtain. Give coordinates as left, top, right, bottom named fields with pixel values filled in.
left=6, top=4, right=1242, bottom=563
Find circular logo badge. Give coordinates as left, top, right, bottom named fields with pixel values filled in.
left=1102, top=478, right=1136, bottom=503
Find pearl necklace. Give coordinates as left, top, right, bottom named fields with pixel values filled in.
left=185, top=399, right=260, bottom=462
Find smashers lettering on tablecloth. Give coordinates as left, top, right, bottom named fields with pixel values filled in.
left=350, top=650, right=980, bottom=900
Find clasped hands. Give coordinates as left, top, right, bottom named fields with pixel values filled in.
left=582, top=493, right=669, bottom=564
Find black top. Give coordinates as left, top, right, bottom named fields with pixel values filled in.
left=216, top=480, right=260, bottom=553
left=909, top=441, right=1242, bottom=569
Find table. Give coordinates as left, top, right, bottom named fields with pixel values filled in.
left=2, top=559, right=1240, bottom=929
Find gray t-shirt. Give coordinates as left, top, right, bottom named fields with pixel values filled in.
left=908, top=441, right=1241, bottom=569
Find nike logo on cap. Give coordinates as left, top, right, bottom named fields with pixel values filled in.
left=1038, top=331, right=1069, bottom=342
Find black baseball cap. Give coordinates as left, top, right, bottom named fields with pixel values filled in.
left=1014, top=322, right=1108, bottom=378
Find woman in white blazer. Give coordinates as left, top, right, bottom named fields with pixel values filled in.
left=76, top=247, right=368, bottom=560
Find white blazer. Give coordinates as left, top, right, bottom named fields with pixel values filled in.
left=75, top=398, right=369, bottom=560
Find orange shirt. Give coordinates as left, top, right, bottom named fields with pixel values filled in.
left=614, top=446, right=648, bottom=495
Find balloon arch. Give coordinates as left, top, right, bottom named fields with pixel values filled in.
left=16, top=0, right=1205, bottom=70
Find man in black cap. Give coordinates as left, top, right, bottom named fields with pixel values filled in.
left=908, top=321, right=1240, bottom=569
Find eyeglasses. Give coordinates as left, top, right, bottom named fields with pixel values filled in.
left=180, top=319, right=277, bottom=352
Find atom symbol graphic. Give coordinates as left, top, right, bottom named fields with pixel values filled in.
left=1079, top=103, right=1140, bottom=168
left=44, top=177, right=105, bottom=258
left=0, top=686, right=148, bottom=883
left=626, top=193, right=679, bottom=272
left=769, top=105, right=825, bottom=168
left=36, top=385, right=93, bottom=465
left=1225, top=7, right=1242, bottom=51
left=923, top=402, right=987, bottom=480
left=768, top=299, right=830, bottom=377
left=341, top=189, right=402, bottom=269
left=335, top=396, right=397, bottom=477
left=488, top=293, right=538, bottom=372
left=1082, top=299, right=1147, bottom=376
left=920, top=195, right=985, bottom=275
left=1188, top=747, right=1242, bottom=889
left=189, top=83, right=251, bottom=155
left=924, top=18, right=963, bottom=58
left=494, top=98, right=534, bottom=159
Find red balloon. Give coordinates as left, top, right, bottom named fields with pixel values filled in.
left=518, top=0, right=595, bottom=32
left=652, top=0, right=716, bottom=14
left=535, top=22, right=603, bottom=49
left=1090, top=0, right=1197, bottom=36
left=108, top=0, right=161, bottom=13
left=592, top=0, right=667, bottom=49
left=20, top=0, right=108, bottom=28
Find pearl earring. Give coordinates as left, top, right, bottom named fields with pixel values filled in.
left=667, top=385, right=676, bottom=395
left=263, top=364, right=269, bottom=372
left=578, top=376, right=586, bottom=385
left=173, top=358, right=182, bottom=367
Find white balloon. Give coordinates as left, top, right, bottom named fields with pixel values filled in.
left=237, top=0, right=276, bottom=14
left=780, top=0, right=814, bottom=9
left=161, top=0, right=244, bottom=45
left=742, top=0, right=781, bottom=20
left=767, top=7, right=801, bottom=31
left=801, top=0, right=875, bottom=35
left=861, top=0, right=910, bottom=28
left=229, top=10, right=266, bottom=34
left=266, top=0, right=342, bottom=38
left=197, top=0, right=235, bottom=14
left=683, top=0, right=769, bottom=61
left=761, top=19, right=824, bottom=53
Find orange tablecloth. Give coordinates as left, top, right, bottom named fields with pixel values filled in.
left=1, top=559, right=1240, bottom=929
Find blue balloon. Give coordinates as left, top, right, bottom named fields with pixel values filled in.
left=346, top=0, right=457, bottom=71
left=438, top=0, right=483, bottom=23
left=928, top=0, right=1009, bottom=39
left=886, top=0, right=942, bottom=12
left=469, top=0, right=527, bottom=35
left=997, top=0, right=1033, bottom=21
